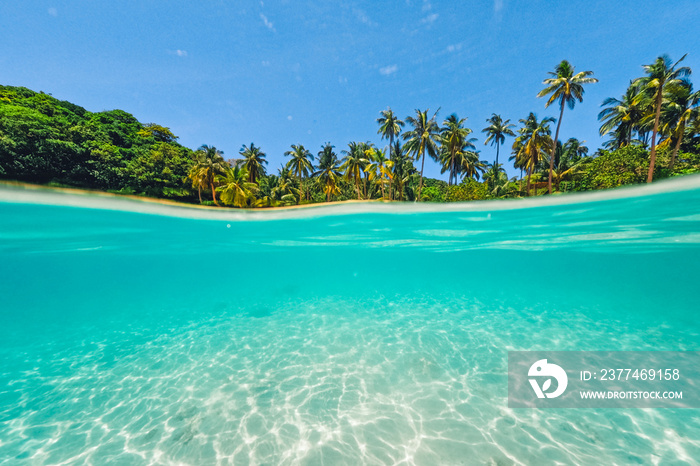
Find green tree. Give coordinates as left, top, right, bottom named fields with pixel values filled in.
left=483, top=162, right=503, bottom=191
left=365, top=147, right=393, bottom=200
left=137, top=123, right=178, bottom=143
left=537, top=60, right=598, bottom=193
left=217, top=165, right=259, bottom=207
left=390, top=141, right=415, bottom=201
left=271, top=166, right=301, bottom=205
left=659, top=81, right=698, bottom=170
left=633, top=54, right=691, bottom=182
left=578, top=146, right=649, bottom=190
left=314, top=142, right=342, bottom=202
left=188, top=145, right=227, bottom=205
left=377, top=108, right=404, bottom=162
left=284, top=144, right=314, bottom=203
left=483, top=163, right=516, bottom=197
left=512, top=113, right=554, bottom=196
left=453, top=144, right=485, bottom=182
left=482, top=114, right=515, bottom=170
left=551, top=138, right=588, bottom=191
left=341, top=141, right=369, bottom=200
left=403, top=108, right=440, bottom=201
left=239, top=142, right=268, bottom=184
left=128, top=142, right=193, bottom=198
left=440, top=114, right=472, bottom=185
left=444, top=178, right=489, bottom=202
left=598, top=82, right=650, bottom=149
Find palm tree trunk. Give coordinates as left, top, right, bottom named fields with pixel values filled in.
left=355, top=177, right=361, bottom=200
left=210, top=182, right=219, bottom=206
left=526, top=165, right=532, bottom=197
left=449, top=148, right=456, bottom=187
left=198, top=185, right=202, bottom=204
left=418, top=149, right=426, bottom=201
left=670, top=122, right=684, bottom=172
left=627, top=125, right=633, bottom=147
left=389, top=135, right=394, bottom=200
left=518, top=168, right=523, bottom=192
left=549, top=103, right=565, bottom=194
left=647, top=89, right=664, bottom=183
left=298, top=175, right=303, bottom=204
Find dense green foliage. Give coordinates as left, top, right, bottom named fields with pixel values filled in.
left=577, top=146, right=651, bottom=190
left=1, top=54, right=699, bottom=208
left=0, top=85, right=195, bottom=200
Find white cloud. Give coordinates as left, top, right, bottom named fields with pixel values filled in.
left=261, top=60, right=270, bottom=66
left=353, top=8, right=377, bottom=27
left=446, top=43, right=462, bottom=53
left=421, top=13, right=438, bottom=24
left=260, top=13, right=276, bottom=32
left=494, top=0, right=504, bottom=13
left=287, top=115, right=293, bottom=121
left=422, top=1, right=432, bottom=12
left=48, top=7, right=57, bottom=16
left=176, top=50, right=188, bottom=57
left=379, top=65, right=398, bottom=76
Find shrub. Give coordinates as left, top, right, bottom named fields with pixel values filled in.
left=578, top=146, right=649, bottom=190
left=445, top=179, right=489, bottom=201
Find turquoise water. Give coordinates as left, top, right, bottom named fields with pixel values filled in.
left=1, top=178, right=700, bottom=465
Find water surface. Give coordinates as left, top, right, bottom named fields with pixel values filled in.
left=1, top=179, right=700, bottom=465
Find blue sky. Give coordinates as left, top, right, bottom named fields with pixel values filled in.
left=2, top=0, right=700, bottom=179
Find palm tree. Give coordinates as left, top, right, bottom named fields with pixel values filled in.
left=314, top=143, right=342, bottom=202
left=552, top=138, right=588, bottom=191
left=509, top=145, right=526, bottom=192
left=483, top=163, right=514, bottom=197
left=633, top=54, right=691, bottom=182
left=403, top=108, right=440, bottom=201
left=390, top=141, right=414, bottom=201
left=188, top=145, right=227, bottom=205
left=537, top=60, right=598, bottom=193
left=217, top=166, right=259, bottom=207
left=482, top=114, right=515, bottom=169
left=659, top=82, right=698, bottom=170
left=377, top=108, right=404, bottom=161
left=365, top=148, right=393, bottom=200
left=483, top=163, right=503, bottom=190
left=440, top=135, right=480, bottom=183
left=512, top=113, right=554, bottom=196
left=440, top=114, right=472, bottom=186
left=358, top=142, right=375, bottom=198
left=239, top=143, right=267, bottom=184
left=598, top=83, right=649, bottom=149
left=341, top=141, right=369, bottom=200
left=284, top=144, right=314, bottom=203
left=271, top=166, right=300, bottom=205
left=453, top=145, right=485, bottom=182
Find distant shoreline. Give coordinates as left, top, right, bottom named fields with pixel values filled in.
left=3, top=176, right=700, bottom=222
left=0, top=180, right=385, bottom=212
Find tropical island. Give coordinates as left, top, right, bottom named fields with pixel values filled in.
left=1, top=55, right=698, bottom=208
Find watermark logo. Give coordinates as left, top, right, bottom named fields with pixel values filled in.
left=509, top=351, right=699, bottom=408
left=528, top=359, right=568, bottom=399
